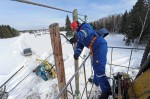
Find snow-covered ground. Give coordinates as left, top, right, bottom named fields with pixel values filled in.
left=0, top=32, right=144, bottom=99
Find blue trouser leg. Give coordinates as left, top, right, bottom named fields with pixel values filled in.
left=93, top=64, right=111, bottom=93
left=92, top=45, right=111, bottom=93
left=93, top=72, right=99, bottom=86
left=96, top=73, right=111, bottom=93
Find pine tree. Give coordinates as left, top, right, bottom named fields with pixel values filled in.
left=4, top=25, right=12, bottom=38
left=65, top=15, right=72, bottom=37
left=120, top=11, right=133, bottom=45
left=0, top=25, right=19, bottom=38
left=7, top=25, right=15, bottom=37
left=12, top=28, right=19, bottom=37
left=130, top=0, right=148, bottom=44
left=0, top=26, right=3, bottom=38
left=121, top=11, right=128, bottom=34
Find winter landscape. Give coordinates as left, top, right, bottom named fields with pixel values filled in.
left=0, top=0, right=150, bottom=99
left=0, top=31, right=144, bottom=99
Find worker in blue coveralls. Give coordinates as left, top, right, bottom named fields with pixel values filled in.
left=69, top=21, right=112, bottom=99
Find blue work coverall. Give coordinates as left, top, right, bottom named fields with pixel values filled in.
left=74, top=23, right=111, bottom=94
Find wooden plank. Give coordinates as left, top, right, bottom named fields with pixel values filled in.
left=49, top=23, right=67, bottom=99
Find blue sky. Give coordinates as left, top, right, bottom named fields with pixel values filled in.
left=0, top=0, right=137, bottom=30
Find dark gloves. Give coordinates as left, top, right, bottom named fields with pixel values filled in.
left=74, top=54, right=78, bottom=60
left=69, top=36, right=77, bottom=44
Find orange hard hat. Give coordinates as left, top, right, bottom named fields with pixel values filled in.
left=70, top=21, right=78, bottom=31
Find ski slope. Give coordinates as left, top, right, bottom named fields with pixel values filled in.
left=0, top=32, right=144, bottom=99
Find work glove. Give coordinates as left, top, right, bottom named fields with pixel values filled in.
left=74, top=54, right=78, bottom=60
left=69, top=36, right=77, bottom=44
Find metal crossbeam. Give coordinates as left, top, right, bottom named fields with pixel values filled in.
left=12, top=0, right=85, bottom=16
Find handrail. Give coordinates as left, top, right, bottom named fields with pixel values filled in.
left=108, top=46, right=144, bottom=50
left=56, top=46, right=145, bottom=99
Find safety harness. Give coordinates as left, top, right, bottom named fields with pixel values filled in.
left=88, top=35, right=98, bottom=58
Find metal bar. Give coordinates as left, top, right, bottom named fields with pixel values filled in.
left=81, top=81, right=89, bottom=99
left=108, top=46, right=144, bottom=50
left=60, top=34, right=70, bottom=42
left=12, top=0, right=85, bottom=16
left=69, top=83, right=75, bottom=99
left=127, top=49, right=133, bottom=74
left=83, top=63, right=88, bottom=99
left=67, top=90, right=74, bottom=96
left=0, top=66, right=24, bottom=88
left=107, top=63, right=138, bottom=70
left=55, top=53, right=90, bottom=99
left=73, top=9, right=80, bottom=99
left=88, top=82, right=94, bottom=99
left=110, top=47, right=113, bottom=78
left=78, top=17, right=85, bottom=23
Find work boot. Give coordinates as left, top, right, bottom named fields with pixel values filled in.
left=88, top=77, right=99, bottom=86
left=98, top=92, right=112, bottom=99
left=88, top=77, right=94, bottom=84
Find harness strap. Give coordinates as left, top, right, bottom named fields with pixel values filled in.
left=88, top=35, right=97, bottom=57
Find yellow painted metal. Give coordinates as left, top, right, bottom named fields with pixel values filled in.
left=36, top=59, right=57, bottom=78
left=45, top=61, right=57, bottom=78
left=128, top=69, right=150, bottom=99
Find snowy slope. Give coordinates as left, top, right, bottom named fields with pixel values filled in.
left=0, top=32, right=144, bottom=99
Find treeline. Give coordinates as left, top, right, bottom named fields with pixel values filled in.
left=90, top=14, right=122, bottom=33
left=90, top=0, right=150, bottom=45
left=0, top=25, right=20, bottom=38
left=63, top=0, right=150, bottom=45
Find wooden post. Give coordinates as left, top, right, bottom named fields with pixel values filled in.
left=49, top=23, right=67, bottom=99
left=73, top=9, right=80, bottom=99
